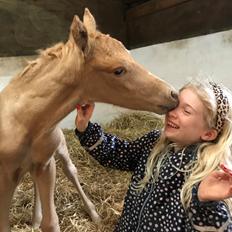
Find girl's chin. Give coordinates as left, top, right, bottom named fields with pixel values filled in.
left=163, top=131, right=172, bottom=140
left=164, top=127, right=177, bottom=135
left=164, top=130, right=178, bottom=142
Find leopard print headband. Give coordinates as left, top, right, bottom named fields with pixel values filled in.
left=209, top=82, right=229, bottom=132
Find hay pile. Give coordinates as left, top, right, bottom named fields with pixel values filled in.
left=11, top=112, right=163, bottom=232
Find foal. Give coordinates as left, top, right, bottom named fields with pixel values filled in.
left=0, top=9, right=178, bottom=232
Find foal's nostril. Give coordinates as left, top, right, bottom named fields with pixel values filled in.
left=171, top=91, right=178, bottom=101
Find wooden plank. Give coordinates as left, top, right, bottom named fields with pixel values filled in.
left=126, top=0, right=232, bottom=49
left=124, top=0, right=147, bottom=5
left=0, top=0, right=126, bottom=57
left=124, top=0, right=144, bottom=3
left=127, top=0, right=190, bottom=19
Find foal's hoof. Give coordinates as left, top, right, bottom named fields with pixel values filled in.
left=32, top=215, right=42, bottom=229
left=90, top=211, right=101, bottom=224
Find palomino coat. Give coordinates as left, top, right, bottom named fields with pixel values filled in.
left=75, top=122, right=232, bottom=232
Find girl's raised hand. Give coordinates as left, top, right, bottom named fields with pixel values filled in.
left=198, top=170, right=232, bottom=202
left=75, top=103, right=95, bottom=132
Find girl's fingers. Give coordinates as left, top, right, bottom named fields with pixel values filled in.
left=76, top=103, right=95, bottom=123
left=76, top=104, right=81, bottom=110
left=220, top=163, right=232, bottom=176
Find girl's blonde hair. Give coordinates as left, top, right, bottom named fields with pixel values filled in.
left=135, top=79, right=232, bottom=209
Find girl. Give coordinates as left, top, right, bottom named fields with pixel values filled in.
left=74, top=80, right=232, bottom=231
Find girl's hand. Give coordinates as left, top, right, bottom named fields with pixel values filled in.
left=75, top=103, right=95, bottom=132
left=198, top=170, right=232, bottom=202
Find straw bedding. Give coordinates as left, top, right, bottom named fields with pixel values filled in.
left=10, top=112, right=163, bottom=232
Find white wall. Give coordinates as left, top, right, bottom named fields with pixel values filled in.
left=130, top=30, right=232, bottom=90
left=1, top=29, right=232, bottom=128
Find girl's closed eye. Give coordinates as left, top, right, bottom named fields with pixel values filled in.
left=183, top=107, right=191, bottom=115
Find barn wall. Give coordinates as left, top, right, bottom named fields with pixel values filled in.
left=1, top=29, right=232, bottom=128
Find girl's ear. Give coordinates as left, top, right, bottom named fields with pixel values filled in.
left=201, top=128, right=218, bottom=141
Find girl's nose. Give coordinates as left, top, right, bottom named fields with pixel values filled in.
left=167, top=106, right=178, bottom=118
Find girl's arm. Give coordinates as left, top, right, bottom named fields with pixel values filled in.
left=75, top=122, right=160, bottom=171
left=189, top=172, right=232, bottom=231
left=75, top=103, right=160, bottom=171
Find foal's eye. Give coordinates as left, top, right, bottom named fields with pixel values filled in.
left=114, top=67, right=126, bottom=76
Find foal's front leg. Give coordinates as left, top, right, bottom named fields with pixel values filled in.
left=0, top=167, right=18, bottom=232
left=31, top=157, right=60, bottom=232
left=32, top=182, right=42, bottom=229
left=56, top=130, right=101, bottom=223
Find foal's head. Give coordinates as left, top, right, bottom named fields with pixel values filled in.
left=67, top=9, right=178, bottom=114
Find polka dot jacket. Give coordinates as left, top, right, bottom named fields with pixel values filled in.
left=75, top=122, right=232, bottom=232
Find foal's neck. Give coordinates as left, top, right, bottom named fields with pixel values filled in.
left=5, top=44, right=84, bottom=135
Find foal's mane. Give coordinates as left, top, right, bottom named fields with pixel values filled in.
left=12, top=41, right=79, bottom=83
left=11, top=31, right=122, bottom=84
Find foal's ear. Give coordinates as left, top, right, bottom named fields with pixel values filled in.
left=83, top=8, right=96, bottom=37
left=69, top=15, right=88, bottom=53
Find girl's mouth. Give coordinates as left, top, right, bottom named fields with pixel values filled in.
left=167, top=121, right=179, bottom=129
